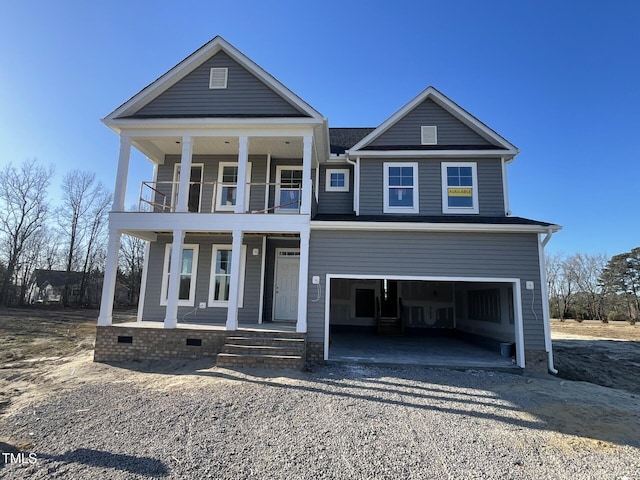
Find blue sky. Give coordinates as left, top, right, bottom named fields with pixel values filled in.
left=1, top=0, right=638, bottom=257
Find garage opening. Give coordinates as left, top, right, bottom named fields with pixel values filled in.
left=327, top=277, right=522, bottom=369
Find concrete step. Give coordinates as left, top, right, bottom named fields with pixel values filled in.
left=226, top=336, right=305, bottom=347
left=216, top=352, right=304, bottom=369
left=222, top=344, right=304, bottom=356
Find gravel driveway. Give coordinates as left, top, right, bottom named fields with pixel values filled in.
left=2, top=359, right=640, bottom=479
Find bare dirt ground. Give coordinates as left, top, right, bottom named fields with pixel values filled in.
left=551, top=319, right=640, bottom=394
left=0, top=311, right=639, bottom=478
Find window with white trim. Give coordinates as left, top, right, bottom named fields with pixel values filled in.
left=209, top=244, right=247, bottom=307
left=441, top=162, right=479, bottom=214
left=215, top=162, right=252, bottom=212
left=383, top=162, right=419, bottom=214
left=325, top=168, right=350, bottom=192
left=160, top=244, right=199, bottom=306
left=275, top=166, right=303, bottom=213
left=173, top=163, right=204, bottom=212
left=209, top=68, right=228, bottom=89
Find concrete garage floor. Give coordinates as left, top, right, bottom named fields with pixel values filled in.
left=328, top=333, right=519, bottom=371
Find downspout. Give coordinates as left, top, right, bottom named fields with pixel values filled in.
left=345, top=153, right=359, bottom=215
left=539, top=228, right=558, bottom=374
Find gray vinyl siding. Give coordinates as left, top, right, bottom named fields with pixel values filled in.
left=317, top=164, right=354, bottom=215
left=307, top=230, right=545, bottom=351
left=263, top=238, right=300, bottom=322
left=369, top=98, right=493, bottom=147
left=131, top=51, right=307, bottom=118
left=359, top=158, right=504, bottom=216
left=158, top=154, right=268, bottom=212
left=142, top=234, right=264, bottom=324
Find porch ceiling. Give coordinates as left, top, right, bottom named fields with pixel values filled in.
left=134, top=136, right=305, bottom=160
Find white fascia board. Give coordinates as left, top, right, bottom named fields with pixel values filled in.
left=105, top=36, right=324, bottom=122
left=347, top=149, right=519, bottom=159
left=119, top=126, right=316, bottom=140
left=349, top=86, right=518, bottom=152
left=109, top=211, right=311, bottom=233
left=310, top=220, right=562, bottom=234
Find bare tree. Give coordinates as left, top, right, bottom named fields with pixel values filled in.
left=565, top=253, right=608, bottom=320
left=119, top=234, right=145, bottom=306
left=0, top=159, right=54, bottom=306
left=56, top=170, right=111, bottom=305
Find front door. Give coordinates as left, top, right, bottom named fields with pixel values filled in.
left=274, top=250, right=300, bottom=321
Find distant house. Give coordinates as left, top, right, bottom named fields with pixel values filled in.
left=31, top=270, right=129, bottom=306
left=94, top=36, right=561, bottom=372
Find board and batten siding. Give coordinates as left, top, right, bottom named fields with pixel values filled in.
left=368, top=98, right=493, bottom=147
left=359, top=158, right=504, bottom=216
left=157, top=154, right=267, bottom=213
left=142, top=234, right=264, bottom=324
left=317, top=164, right=354, bottom=215
left=307, top=230, right=545, bottom=350
left=131, top=51, right=306, bottom=118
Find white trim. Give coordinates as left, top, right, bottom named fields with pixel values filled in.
left=209, top=67, right=228, bottom=89
left=173, top=162, right=204, bottom=212
left=103, top=36, right=324, bottom=121
left=325, top=168, right=350, bottom=192
left=215, top=161, right=252, bottom=212
left=272, top=247, right=301, bottom=321
left=323, top=273, right=525, bottom=368
left=257, top=235, right=267, bottom=324
left=136, top=240, right=151, bottom=322
left=441, top=162, right=479, bottom=214
left=208, top=244, right=247, bottom=308
left=160, top=243, right=199, bottom=307
left=501, top=157, right=511, bottom=216
left=383, top=162, right=419, bottom=214
left=355, top=157, right=360, bottom=215
left=275, top=165, right=303, bottom=214
left=349, top=86, right=518, bottom=152
left=421, top=125, right=437, bottom=145
left=264, top=154, right=271, bottom=212
left=311, top=220, right=561, bottom=234
left=348, top=149, right=518, bottom=158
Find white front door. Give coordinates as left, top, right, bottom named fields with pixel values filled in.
left=274, top=250, right=300, bottom=321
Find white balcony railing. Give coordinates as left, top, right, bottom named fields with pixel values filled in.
left=138, top=181, right=304, bottom=214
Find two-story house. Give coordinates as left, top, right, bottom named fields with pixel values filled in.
left=94, top=36, right=561, bottom=372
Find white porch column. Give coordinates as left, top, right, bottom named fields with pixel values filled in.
left=300, top=135, right=313, bottom=215
left=234, top=136, right=249, bottom=214
left=296, top=228, right=310, bottom=333
left=112, top=136, right=131, bottom=212
left=98, top=229, right=121, bottom=326
left=176, top=136, right=193, bottom=212
left=226, top=230, right=244, bottom=330
left=164, top=229, right=185, bottom=328
left=136, top=240, right=151, bottom=322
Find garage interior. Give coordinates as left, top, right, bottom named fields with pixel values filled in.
left=328, top=278, right=519, bottom=369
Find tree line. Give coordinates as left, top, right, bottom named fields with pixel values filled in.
left=547, top=249, right=640, bottom=323
left=0, top=159, right=144, bottom=307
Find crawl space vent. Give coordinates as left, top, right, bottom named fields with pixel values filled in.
left=186, top=338, right=202, bottom=347
left=117, top=336, right=133, bottom=344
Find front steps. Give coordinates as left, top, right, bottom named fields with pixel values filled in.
left=216, top=330, right=306, bottom=369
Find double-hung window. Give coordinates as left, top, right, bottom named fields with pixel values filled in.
left=383, top=162, right=419, bottom=214
left=442, top=162, right=478, bottom=214
left=160, top=244, right=199, bottom=306
left=208, top=244, right=247, bottom=307
left=215, top=162, right=252, bottom=212
left=275, top=166, right=303, bottom=213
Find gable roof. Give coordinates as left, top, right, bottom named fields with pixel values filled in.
left=348, top=86, right=518, bottom=156
left=104, top=36, right=324, bottom=122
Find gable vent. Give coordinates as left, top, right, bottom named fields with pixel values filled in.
left=209, top=67, right=228, bottom=89
left=421, top=126, right=437, bottom=145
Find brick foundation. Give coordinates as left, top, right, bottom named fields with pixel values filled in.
left=94, top=325, right=228, bottom=362
left=524, top=350, right=549, bottom=373
left=305, top=342, right=325, bottom=365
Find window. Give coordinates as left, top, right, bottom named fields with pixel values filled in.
left=325, top=168, right=350, bottom=192
left=215, top=162, right=252, bottom=212
left=421, top=126, right=437, bottom=145
left=209, top=68, right=228, bottom=89
left=441, top=162, right=479, bottom=214
left=173, top=164, right=204, bottom=212
left=209, top=244, right=247, bottom=307
left=160, top=244, right=199, bottom=306
left=383, top=162, right=419, bottom=214
left=275, top=166, right=303, bottom=213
